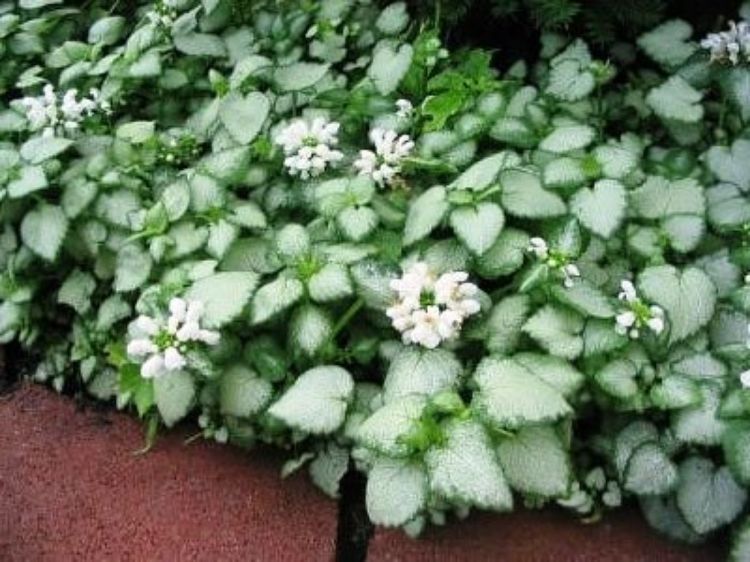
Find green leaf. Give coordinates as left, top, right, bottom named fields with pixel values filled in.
left=114, top=244, right=152, bottom=292
left=201, top=146, right=251, bottom=183
left=539, top=124, right=595, bottom=154
left=723, top=423, right=750, bottom=486
left=21, top=204, right=68, bottom=261
left=473, top=356, right=571, bottom=429
left=154, top=370, right=195, bottom=427
left=595, top=359, right=639, bottom=401
left=523, top=305, right=583, bottom=360
left=376, top=2, right=409, bottom=35
left=485, top=294, right=531, bottom=354
left=310, top=444, right=349, bottom=498
left=543, top=157, right=586, bottom=189
left=219, top=364, right=272, bottom=418
left=593, top=144, right=639, bottom=180
left=250, top=276, right=304, bottom=324
left=639, top=265, right=716, bottom=345
left=546, top=59, right=595, bottom=102
left=96, top=295, right=131, bottom=332
left=20, top=136, right=73, bottom=164
left=624, top=442, right=678, bottom=495
left=366, top=457, right=427, bottom=527
left=497, top=425, right=570, bottom=497
left=551, top=281, right=615, bottom=319
left=513, top=353, right=584, bottom=398
left=449, top=202, right=504, bottom=255
left=308, top=263, right=353, bottom=302
left=268, top=365, right=354, bottom=434
left=403, top=186, right=449, bottom=245
left=676, top=456, right=747, bottom=535
left=62, top=179, right=97, bottom=218
left=631, top=176, right=705, bottom=219
left=723, top=67, right=750, bottom=121
left=706, top=139, right=750, bottom=190
left=640, top=496, right=704, bottom=545
left=7, top=165, right=47, bottom=198
left=646, top=76, right=704, bottom=123
left=650, top=375, right=701, bottom=409
left=219, top=91, right=269, bottom=145
left=637, top=20, right=696, bottom=68
left=357, top=396, right=427, bottom=457
left=672, top=385, right=726, bottom=446
left=58, top=270, right=96, bottom=314
left=20, top=0, right=63, bottom=8
left=449, top=152, right=516, bottom=191
left=570, top=180, right=627, bottom=239
left=274, top=62, right=329, bottom=92
left=499, top=169, right=566, bottom=219
left=383, top=347, right=462, bottom=403
left=476, top=228, right=529, bottom=279
left=116, top=121, right=155, bottom=144
left=368, top=43, right=413, bottom=95
left=173, top=32, right=227, bottom=57
left=185, top=271, right=259, bottom=328
left=88, top=16, right=126, bottom=45
left=337, top=206, right=378, bottom=242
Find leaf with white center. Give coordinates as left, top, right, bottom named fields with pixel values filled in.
left=551, top=280, right=615, bottom=319
left=357, top=396, right=427, bottom=457
left=173, top=32, right=227, bottom=57
left=646, top=76, right=704, bottom=123
left=426, top=419, right=513, bottom=511
left=185, top=271, right=259, bottom=328
left=273, top=62, right=329, bottom=92
left=449, top=202, right=504, bottom=255
left=268, top=365, right=354, bottom=434
left=376, top=2, right=409, bottom=35
left=513, top=353, right=584, bottom=398
left=473, top=356, right=571, bottom=429
left=337, top=206, right=378, bottom=242
left=351, top=260, right=398, bottom=311
left=546, top=59, right=595, bottom=102
left=7, top=165, right=47, bottom=198
left=707, top=184, right=750, bottom=230
left=383, top=347, right=462, bottom=403
left=614, top=421, right=660, bottom=476
left=476, top=228, right=529, bottom=279
left=523, top=305, right=584, bottom=360
left=21, top=204, right=68, bottom=261
left=58, top=270, right=96, bottom=314
left=154, top=370, right=195, bottom=427
left=641, top=496, right=704, bottom=545
left=289, top=304, right=332, bottom=357
left=539, top=124, right=595, bottom=154
left=571, top=180, right=626, bottom=238
left=250, top=276, right=304, bottom=324
left=705, top=139, right=750, bottom=190
left=308, top=263, right=353, bottom=302
left=624, top=442, right=678, bottom=495
left=499, top=169, right=566, bottom=219
left=485, top=294, right=531, bottom=354
left=672, top=352, right=727, bottom=381
left=731, top=518, right=750, bottom=562
left=219, top=91, right=269, bottom=145
left=449, top=152, right=517, bottom=191
left=593, top=144, right=639, bottom=179
left=595, top=358, right=639, bottom=400
left=368, top=43, right=413, bottom=95
left=206, top=219, right=238, bottom=259
left=497, top=425, right=570, bottom=497
left=310, top=444, right=349, bottom=499
left=116, top=120, right=155, bottom=144
left=639, top=265, right=716, bottom=345
left=723, top=67, right=750, bottom=122
left=631, top=176, right=705, bottom=219
left=96, top=295, right=131, bottom=332
left=489, top=117, right=536, bottom=148
left=20, top=136, right=73, bottom=164
left=672, top=385, right=726, bottom=446
left=403, top=186, right=449, bottom=245
left=637, top=20, right=696, bottom=68
left=663, top=214, right=704, bottom=253
left=650, top=375, right=701, bottom=409
left=722, top=423, right=750, bottom=486
left=583, top=319, right=628, bottom=357
left=219, top=364, right=272, bottom=418
left=543, top=157, right=586, bottom=189
left=228, top=202, right=266, bottom=230
left=676, top=456, right=747, bottom=535
left=200, top=146, right=250, bottom=183
left=190, top=174, right=225, bottom=212
left=366, top=457, right=427, bottom=527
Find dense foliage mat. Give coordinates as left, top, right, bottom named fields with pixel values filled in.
left=2, top=0, right=750, bottom=556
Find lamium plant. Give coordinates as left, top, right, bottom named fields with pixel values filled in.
left=3, top=0, right=750, bottom=557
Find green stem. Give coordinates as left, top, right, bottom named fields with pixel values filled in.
left=319, top=298, right=364, bottom=357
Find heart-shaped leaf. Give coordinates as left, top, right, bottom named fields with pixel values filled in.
left=571, top=179, right=626, bottom=238
left=449, top=202, right=505, bottom=255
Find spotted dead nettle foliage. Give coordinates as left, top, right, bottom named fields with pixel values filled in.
left=3, top=0, right=750, bottom=554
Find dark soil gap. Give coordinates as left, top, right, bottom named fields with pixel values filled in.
left=0, top=343, right=23, bottom=395
left=336, top=467, right=373, bottom=562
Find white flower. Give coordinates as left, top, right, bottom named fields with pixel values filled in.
left=353, top=128, right=414, bottom=187
left=276, top=118, right=343, bottom=179
left=614, top=279, right=665, bottom=339
left=395, top=99, right=413, bottom=119
left=126, top=297, right=220, bottom=379
left=18, top=84, right=109, bottom=138
left=701, top=21, right=750, bottom=65
left=386, top=262, right=481, bottom=349
left=527, top=237, right=549, bottom=260
left=740, top=370, right=750, bottom=388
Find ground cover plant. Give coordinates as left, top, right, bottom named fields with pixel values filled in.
left=2, top=0, right=750, bottom=557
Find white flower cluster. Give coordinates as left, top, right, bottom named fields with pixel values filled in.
left=146, top=0, right=179, bottom=27
left=127, top=298, right=220, bottom=379
left=353, top=128, right=415, bottom=187
left=386, top=262, right=481, bottom=349
left=527, top=237, right=581, bottom=288
left=19, top=84, right=110, bottom=138
left=276, top=117, right=344, bottom=179
left=614, top=280, right=665, bottom=339
left=395, top=99, right=413, bottom=119
left=701, top=21, right=750, bottom=65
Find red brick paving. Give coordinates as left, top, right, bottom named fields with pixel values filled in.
left=368, top=509, right=726, bottom=562
left=0, top=384, right=337, bottom=562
